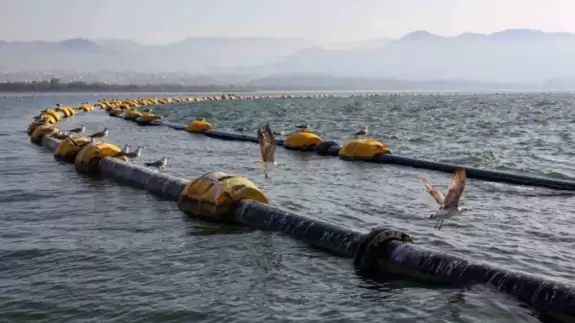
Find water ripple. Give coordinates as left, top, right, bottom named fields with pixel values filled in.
left=1, top=92, right=573, bottom=322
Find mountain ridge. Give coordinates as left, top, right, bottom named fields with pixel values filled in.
left=2, top=29, right=575, bottom=84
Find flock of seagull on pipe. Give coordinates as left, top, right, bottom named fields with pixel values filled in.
left=54, top=119, right=467, bottom=231
left=56, top=125, right=169, bottom=172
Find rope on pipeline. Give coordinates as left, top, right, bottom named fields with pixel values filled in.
left=26, top=102, right=575, bottom=322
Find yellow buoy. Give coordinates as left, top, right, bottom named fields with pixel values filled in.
left=28, top=120, right=49, bottom=135
left=283, top=132, right=323, bottom=151
left=54, top=137, right=91, bottom=163
left=338, top=139, right=391, bottom=160
left=124, top=110, right=142, bottom=121
left=65, top=107, right=76, bottom=117
left=57, top=107, right=72, bottom=117
left=187, top=120, right=213, bottom=133
left=39, top=113, right=57, bottom=124
left=136, top=113, right=162, bottom=125
left=178, top=172, right=269, bottom=222
left=74, top=142, right=122, bottom=173
left=30, top=124, right=59, bottom=145
left=108, top=109, right=123, bottom=117
left=78, top=104, right=93, bottom=112
left=43, top=109, right=62, bottom=122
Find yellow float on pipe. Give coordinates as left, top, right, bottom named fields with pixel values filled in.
left=54, top=136, right=91, bottom=163
left=57, top=107, right=72, bottom=117
left=43, top=109, right=62, bottom=122
left=178, top=171, right=269, bottom=222
left=124, top=110, right=142, bottom=121
left=187, top=120, right=213, bottom=133
left=338, top=139, right=391, bottom=160
left=66, top=107, right=77, bottom=116
left=136, top=113, right=162, bottom=125
left=78, top=104, right=93, bottom=112
left=108, top=109, right=123, bottom=117
left=30, top=124, right=59, bottom=145
left=28, top=120, right=49, bottom=135
left=283, top=132, right=323, bottom=151
left=74, top=142, right=123, bottom=174
left=39, top=113, right=58, bottom=124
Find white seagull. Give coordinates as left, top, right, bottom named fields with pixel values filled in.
left=295, top=123, right=309, bottom=132
left=145, top=156, right=168, bottom=171
left=256, top=124, right=277, bottom=179
left=121, top=144, right=130, bottom=154
left=422, top=168, right=468, bottom=230
left=89, top=127, right=109, bottom=142
left=123, top=145, right=143, bottom=158
left=235, top=127, right=248, bottom=135
left=67, top=125, right=85, bottom=134
left=355, top=125, right=368, bottom=138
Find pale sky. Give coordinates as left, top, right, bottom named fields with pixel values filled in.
left=1, top=0, right=574, bottom=44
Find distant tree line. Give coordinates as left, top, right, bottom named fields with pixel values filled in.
left=0, top=78, right=254, bottom=93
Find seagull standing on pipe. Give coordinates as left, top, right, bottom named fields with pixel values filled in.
left=355, top=125, right=368, bottom=138
left=235, top=127, right=247, bottom=135
left=422, top=168, right=468, bottom=230
left=123, top=145, right=143, bottom=159
left=256, top=124, right=277, bottom=179
left=66, top=125, right=85, bottom=134
left=145, top=156, right=168, bottom=172
left=89, top=127, right=109, bottom=142
left=295, top=124, right=309, bottom=132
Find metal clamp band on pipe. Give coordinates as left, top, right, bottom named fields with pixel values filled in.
left=354, top=234, right=575, bottom=320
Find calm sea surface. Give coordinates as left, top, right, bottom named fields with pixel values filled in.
left=1, top=91, right=575, bottom=322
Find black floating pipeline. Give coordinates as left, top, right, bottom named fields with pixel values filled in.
left=28, top=114, right=575, bottom=322
left=372, top=154, right=575, bottom=191
left=117, top=116, right=575, bottom=191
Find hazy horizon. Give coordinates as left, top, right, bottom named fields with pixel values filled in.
left=4, top=0, right=575, bottom=86
left=2, top=0, right=575, bottom=44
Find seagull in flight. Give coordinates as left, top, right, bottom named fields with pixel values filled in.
left=256, top=124, right=277, bottom=179
left=422, top=168, right=468, bottom=230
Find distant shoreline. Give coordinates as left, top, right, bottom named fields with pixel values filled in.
left=0, top=80, right=254, bottom=93
left=0, top=80, right=572, bottom=94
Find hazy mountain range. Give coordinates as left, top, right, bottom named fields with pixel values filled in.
left=3, top=29, right=575, bottom=87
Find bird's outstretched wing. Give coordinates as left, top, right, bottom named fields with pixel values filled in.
left=263, top=124, right=276, bottom=162
left=422, top=175, right=445, bottom=206
left=443, top=168, right=467, bottom=208
left=257, top=128, right=267, bottom=161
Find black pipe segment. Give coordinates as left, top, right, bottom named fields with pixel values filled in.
left=35, top=121, right=575, bottom=322
left=204, top=129, right=285, bottom=146
left=233, top=200, right=363, bottom=257
left=372, top=154, right=575, bottom=191
left=115, top=118, right=575, bottom=191
left=354, top=231, right=575, bottom=322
